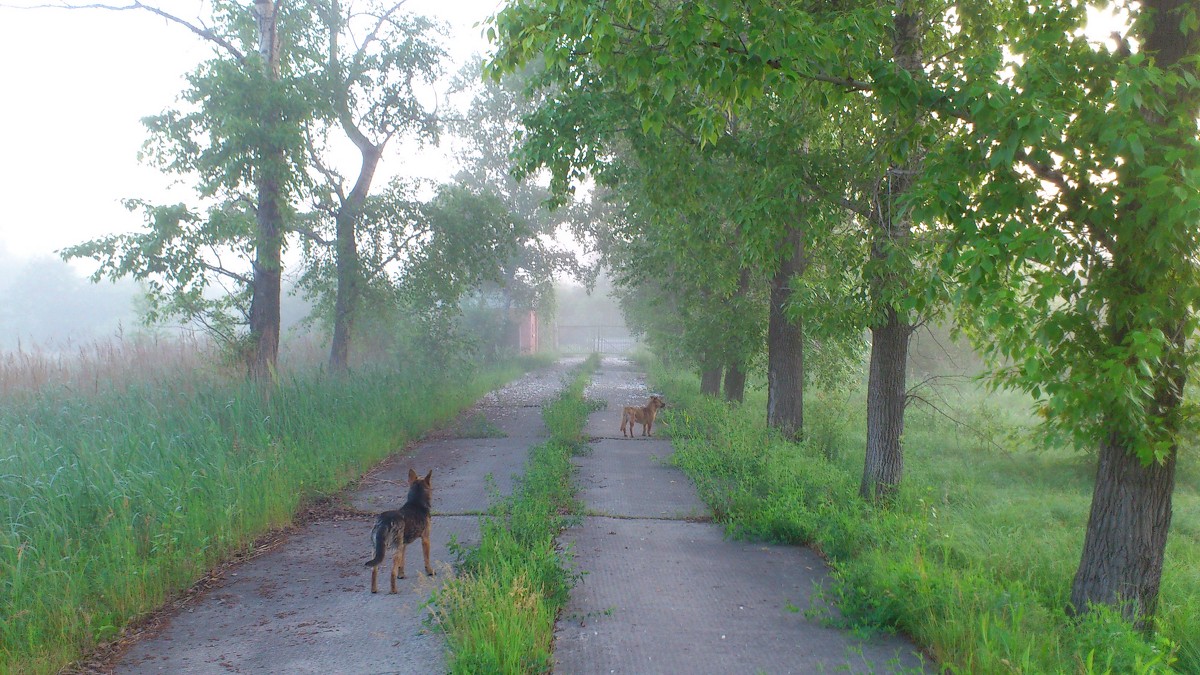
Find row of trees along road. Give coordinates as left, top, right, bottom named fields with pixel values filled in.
left=59, top=1, right=574, bottom=379
left=487, top=0, right=1200, bottom=629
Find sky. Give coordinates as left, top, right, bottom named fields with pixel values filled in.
left=0, top=0, right=503, bottom=262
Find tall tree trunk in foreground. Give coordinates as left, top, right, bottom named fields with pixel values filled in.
left=327, top=143, right=383, bottom=373
left=325, top=1, right=388, bottom=373
left=859, top=305, right=913, bottom=501
left=766, top=226, right=805, bottom=440
left=1070, top=429, right=1179, bottom=625
left=248, top=0, right=285, bottom=383
left=858, top=2, right=922, bottom=502
left=328, top=207, right=362, bottom=372
left=1068, top=0, right=1196, bottom=626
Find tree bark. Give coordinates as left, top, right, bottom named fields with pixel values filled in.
left=328, top=147, right=382, bottom=372
left=328, top=209, right=361, bottom=372
left=1070, top=430, right=1178, bottom=626
left=700, top=363, right=723, bottom=396
left=766, top=226, right=805, bottom=440
left=859, top=306, right=913, bottom=502
left=248, top=0, right=284, bottom=383
left=723, top=360, right=746, bottom=403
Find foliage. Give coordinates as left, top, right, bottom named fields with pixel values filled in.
left=433, top=355, right=598, bottom=673
left=487, top=0, right=1200, bottom=621
left=448, top=59, right=582, bottom=312
left=915, top=7, right=1200, bottom=462
left=404, top=184, right=531, bottom=307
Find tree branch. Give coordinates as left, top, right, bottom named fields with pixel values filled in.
left=17, top=2, right=248, bottom=62
left=198, top=258, right=253, bottom=287
left=292, top=223, right=335, bottom=247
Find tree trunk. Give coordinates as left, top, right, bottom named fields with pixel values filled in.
left=858, top=3, right=922, bottom=500
left=700, top=364, right=723, bottom=396
left=1070, top=431, right=1178, bottom=626
left=248, top=0, right=284, bottom=383
left=328, top=209, right=360, bottom=372
left=766, top=226, right=805, bottom=440
left=328, top=149, right=382, bottom=372
left=859, top=306, right=912, bottom=502
left=723, top=361, right=746, bottom=403
left=1067, top=0, right=1197, bottom=625
left=325, top=3, right=385, bottom=374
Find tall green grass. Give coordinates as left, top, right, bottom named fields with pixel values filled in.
left=433, top=354, right=599, bottom=674
left=647, top=360, right=1199, bottom=674
left=0, top=352, right=529, bottom=674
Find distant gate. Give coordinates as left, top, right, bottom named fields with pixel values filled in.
left=556, top=325, right=636, bottom=354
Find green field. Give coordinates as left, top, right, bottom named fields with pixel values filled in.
left=648, top=359, right=1200, bottom=674
left=0, top=344, right=538, bottom=674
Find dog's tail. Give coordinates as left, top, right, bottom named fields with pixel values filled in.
left=364, top=518, right=385, bottom=567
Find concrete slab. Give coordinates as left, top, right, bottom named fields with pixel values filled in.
left=555, top=517, right=927, bottom=674
left=118, top=515, right=478, bottom=675
left=352, top=438, right=528, bottom=514
left=574, top=439, right=708, bottom=521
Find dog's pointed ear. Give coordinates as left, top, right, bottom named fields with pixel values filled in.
left=408, top=468, right=419, bottom=482
left=424, top=469, right=433, bottom=484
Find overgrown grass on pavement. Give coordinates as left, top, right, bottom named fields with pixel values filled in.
left=645, top=358, right=1199, bottom=674
left=433, top=354, right=599, bottom=674
left=0, top=352, right=531, bottom=675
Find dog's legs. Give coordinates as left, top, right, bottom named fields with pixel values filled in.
left=390, top=546, right=405, bottom=593
left=422, top=524, right=434, bottom=576
left=370, top=564, right=379, bottom=594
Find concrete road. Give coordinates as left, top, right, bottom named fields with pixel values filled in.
left=110, top=360, right=581, bottom=675
left=554, top=357, right=930, bottom=675
left=103, top=355, right=929, bottom=674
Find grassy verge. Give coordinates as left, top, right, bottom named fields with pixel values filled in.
left=645, top=358, right=1199, bottom=674
left=433, top=354, right=599, bottom=674
left=0, top=355, right=533, bottom=674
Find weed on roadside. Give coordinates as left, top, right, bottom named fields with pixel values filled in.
left=432, top=355, right=599, bottom=674
left=643, top=357, right=1198, bottom=674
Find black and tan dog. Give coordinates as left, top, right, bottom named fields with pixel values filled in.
left=620, top=395, right=666, bottom=437
left=365, top=468, right=434, bottom=593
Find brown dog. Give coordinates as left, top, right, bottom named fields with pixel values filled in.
left=365, top=468, right=434, bottom=593
left=620, top=395, right=666, bottom=437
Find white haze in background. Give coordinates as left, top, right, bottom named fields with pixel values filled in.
left=0, top=0, right=501, bottom=348
left=0, top=2, right=1127, bottom=349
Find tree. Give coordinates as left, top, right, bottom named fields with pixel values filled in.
left=919, top=0, right=1200, bottom=624
left=300, top=1, right=445, bottom=373
left=59, top=0, right=318, bottom=380
left=449, top=60, right=580, bottom=317
left=486, top=0, right=944, bottom=457
left=487, top=29, right=834, bottom=432
left=57, top=1, right=453, bottom=378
